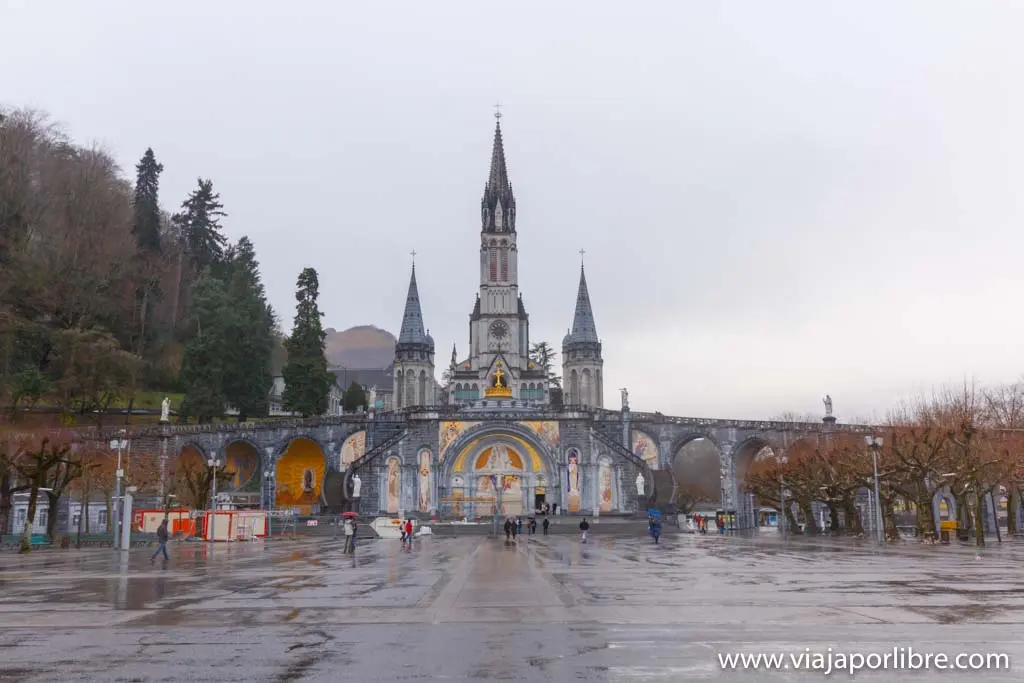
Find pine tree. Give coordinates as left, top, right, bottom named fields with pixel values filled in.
left=282, top=267, right=333, bottom=418
left=180, top=270, right=231, bottom=423
left=342, top=381, right=367, bottom=413
left=222, top=237, right=274, bottom=422
left=131, top=148, right=164, bottom=357
left=132, top=148, right=163, bottom=253
left=529, top=342, right=561, bottom=388
left=175, top=178, right=227, bottom=273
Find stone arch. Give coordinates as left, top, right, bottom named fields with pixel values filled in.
left=168, top=443, right=210, bottom=509
left=732, top=436, right=783, bottom=530
left=275, top=437, right=327, bottom=514
left=670, top=434, right=724, bottom=509
left=936, top=491, right=956, bottom=523
left=224, top=440, right=261, bottom=492
left=442, top=422, right=559, bottom=517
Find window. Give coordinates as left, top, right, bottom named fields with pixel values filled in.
left=98, top=510, right=108, bottom=528
left=38, top=509, right=48, bottom=528
left=15, top=509, right=26, bottom=527
left=499, top=249, right=508, bottom=281
left=489, top=248, right=498, bottom=281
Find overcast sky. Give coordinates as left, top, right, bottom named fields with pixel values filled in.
left=3, top=1, right=1023, bottom=421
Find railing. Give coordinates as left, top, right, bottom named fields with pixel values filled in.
left=346, top=428, right=408, bottom=473
left=15, top=405, right=886, bottom=443
left=589, top=426, right=648, bottom=470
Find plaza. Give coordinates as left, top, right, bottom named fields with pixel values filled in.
left=1, top=530, right=1021, bottom=681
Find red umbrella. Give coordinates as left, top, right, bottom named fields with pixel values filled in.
left=342, top=511, right=359, bottom=518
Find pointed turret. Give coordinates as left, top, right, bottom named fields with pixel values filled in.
left=562, top=260, right=603, bottom=408
left=397, top=265, right=431, bottom=347
left=565, top=264, right=599, bottom=344
left=481, top=118, right=516, bottom=233
left=394, top=263, right=436, bottom=408
left=450, top=343, right=458, bottom=368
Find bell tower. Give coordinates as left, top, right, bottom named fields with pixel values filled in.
left=562, top=256, right=603, bottom=408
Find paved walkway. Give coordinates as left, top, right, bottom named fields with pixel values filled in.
left=1, top=532, right=1023, bottom=680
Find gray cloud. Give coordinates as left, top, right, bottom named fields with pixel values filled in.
left=3, top=0, right=1022, bottom=420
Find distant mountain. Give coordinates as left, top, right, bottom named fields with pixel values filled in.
left=324, top=325, right=396, bottom=369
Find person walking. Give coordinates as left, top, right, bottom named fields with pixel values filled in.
left=649, top=515, right=662, bottom=544
left=517, top=517, right=523, bottom=536
left=542, top=517, right=550, bottom=535
left=529, top=517, right=537, bottom=535
left=343, top=518, right=354, bottom=554
left=579, top=518, right=590, bottom=543
left=404, top=519, right=414, bottom=549
left=150, top=519, right=170, bottom=563
left=504, top=518, right=513, bottom=542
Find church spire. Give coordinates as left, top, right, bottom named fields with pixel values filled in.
left=450, top=343, right=458, bottom=368
left=481, top=113, right=516, bottom=233
left=397, top=264, right=432, bottom=348
left=567, top=263, right=599, bottom=344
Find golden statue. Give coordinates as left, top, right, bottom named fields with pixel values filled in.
left=484, top=361, right=512, bottom=398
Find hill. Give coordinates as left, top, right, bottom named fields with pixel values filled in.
left=324, top=325, right=396, bottom=369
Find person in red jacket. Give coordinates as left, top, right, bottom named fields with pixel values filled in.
left=404, top=519, right=413, bottom=548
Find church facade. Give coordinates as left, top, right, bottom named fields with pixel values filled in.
left=371, top=117, right=636, bottom=518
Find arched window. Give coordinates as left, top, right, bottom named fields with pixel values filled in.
left=419, top=370, right=427, bottom=406
left=489, top=247, right=498, bottom=281
left=581, top=369, right=592, bottom=407
left=569, top=370, right=579, bottom=405
left=396, top=370, right=404, bottom=407
left=499, top=248, right=508, bottom=280
left=406, top=372, right=417, bottom=406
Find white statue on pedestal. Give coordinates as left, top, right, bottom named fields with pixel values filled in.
left=160, top=397, right=170, bottom=422
left=369, top=386, right=377, bottom=410
left=823, top=394, right=833, bottom=418
left=351, top=473, right=362, bottom=498
left=635, top=472, right=645, bottom=497
left=620, top=388, right=630, bottom=411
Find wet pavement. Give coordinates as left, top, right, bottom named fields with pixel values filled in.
left=1, top=530, right=1023, bottom=680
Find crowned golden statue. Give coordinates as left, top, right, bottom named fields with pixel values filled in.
left=484, top=361, right=513, bottom=397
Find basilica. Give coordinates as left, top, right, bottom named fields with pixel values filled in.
left=391, top=116, right=605, bottom=411
left=356, top=116, right=644, bottom=519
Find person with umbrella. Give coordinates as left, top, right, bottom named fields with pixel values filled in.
left=342, top=512, right=358, bottom=554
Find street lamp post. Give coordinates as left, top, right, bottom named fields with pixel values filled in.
left=109, top=431, right=128, bottom=550
left=207, top=458, right=221, bottom=542
left=264, top=469, right=274, bottom=538
left=779, top=478, right=786, bottom=536
left=865, top=436, right=884, bottom=546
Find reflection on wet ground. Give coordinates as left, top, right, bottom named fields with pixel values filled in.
left=1, top=532, right=1023, bottom=680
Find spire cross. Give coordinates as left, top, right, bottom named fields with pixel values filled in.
left=410, top=249, right=417, bottom=265
left=494, top=102, right=502, bottom=121
left=578, top=248, right=586, bottom=264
